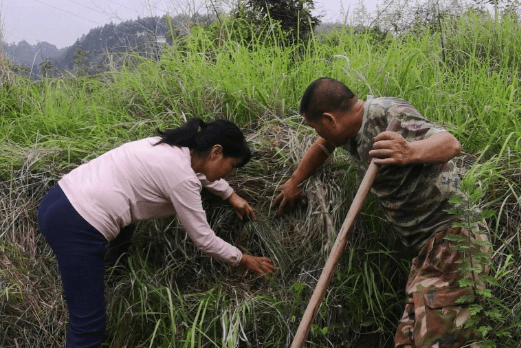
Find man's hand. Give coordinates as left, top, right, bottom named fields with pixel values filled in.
left=369, top=131, right=413, bottom=165
left=228, top=192, right=257, bottom=221
left=369, top=130, right=461, bottom=165
left=271, top=137, right=334, bottom=215
left=239, top=254, right=276, bottom=280
left=273, top=179, right=308, bottom=216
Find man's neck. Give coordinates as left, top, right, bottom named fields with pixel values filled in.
left=348, top=99, right=365, bottom=135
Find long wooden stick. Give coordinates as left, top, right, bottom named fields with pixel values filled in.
left=290, top=119, right=401, bottom=348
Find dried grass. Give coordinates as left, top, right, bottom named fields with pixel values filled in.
left=0, top=19, right=14, bottom=89
left=0, top=116, right=401, bottom=347
left=0, top=152, right=65, bottom=347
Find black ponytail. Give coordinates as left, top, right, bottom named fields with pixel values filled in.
left=155, top=118, right=252, bottom=167
left=155, top=118, right=205, bottom=148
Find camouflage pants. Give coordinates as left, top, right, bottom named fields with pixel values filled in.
left=394, top=225, right=490, bottom=348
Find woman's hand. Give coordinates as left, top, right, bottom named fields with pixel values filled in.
left=228, top=192, right=257, bottom=221
left=239, top=254, right=276, bottom=280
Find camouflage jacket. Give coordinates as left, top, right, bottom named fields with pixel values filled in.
left=342, top=96, right=461, bottom=249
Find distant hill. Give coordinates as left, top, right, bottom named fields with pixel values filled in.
left=3, top=14, right=200, bottom=78
left=3, top=41, right=67, bottom=77
left=4, top=14, right=339, bottom=78
left=59, top=16, right=175, bottom=74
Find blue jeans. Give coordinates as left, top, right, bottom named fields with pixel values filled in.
left=38, top=184, right=108, bottom=348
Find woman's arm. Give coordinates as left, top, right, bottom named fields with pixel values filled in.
left=169, top=178, right=242, bottom=264
left=168, top=179, right=274, bottom=277
left=197, top=174, right=256, bottom=221
left=197, top=174, right=234, bottom=199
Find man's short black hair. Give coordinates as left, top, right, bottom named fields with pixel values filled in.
left=299, top=78, right=356, bottom=121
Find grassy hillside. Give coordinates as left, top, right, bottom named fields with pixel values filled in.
left=1, top=10, right=520, bottom=347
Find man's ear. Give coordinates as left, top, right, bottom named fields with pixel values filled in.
left=322, top=112, right=337, bottom=128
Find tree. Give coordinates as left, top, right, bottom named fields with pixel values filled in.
left=234, top=0, right=320, bottom=43
left=39, top=58, right=53, bottom=78
left=10, top=63, right=31, bottom=79
left=73, top=47, right=90, bottom=76
left=374, top=0, right=467, bottom=34
left=471, top=0, right=520, bottom=23
left=353, top=0, right=371, bottom=28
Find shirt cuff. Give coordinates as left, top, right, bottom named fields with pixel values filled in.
left=232, top=251, right=243, bottom=267
left=221, top=186, right=234, bottom=200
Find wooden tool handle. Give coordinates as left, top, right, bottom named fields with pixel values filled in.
left=290, top=119, right=401, bottom=348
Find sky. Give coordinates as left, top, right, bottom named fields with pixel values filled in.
left=0, top=0, right=381, bottom=48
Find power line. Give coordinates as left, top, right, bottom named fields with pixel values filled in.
left=142, top=0, right=179, bottom=16
left=68, top=0, right=107, bottom=16
left=107, top=0, right=173, bottom=17
left=69, top=0, right=136, bottom=25
left=2, top=28, right=22, bottom=43
left=32, top=0, right=99, bottom=24
left=106, top=0, right=141, bottom=14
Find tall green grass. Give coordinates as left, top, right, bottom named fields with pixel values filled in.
left=1, top=10, right=520, bottom=347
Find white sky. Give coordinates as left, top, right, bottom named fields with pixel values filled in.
left=1, top=0, right=381, bottom=48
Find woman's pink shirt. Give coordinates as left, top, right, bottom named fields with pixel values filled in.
left=58, top=137, right=242, bottom=265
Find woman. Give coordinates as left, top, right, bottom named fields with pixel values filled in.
left=38, top=118, right=275, bottom=347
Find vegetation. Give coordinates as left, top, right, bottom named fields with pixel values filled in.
left=0, top=11, right=13, bottom=88
left=233, top=0, right=320, bottom=43
left=1, top=7, right=520, bottom=348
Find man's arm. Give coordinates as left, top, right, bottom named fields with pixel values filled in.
left=369, top=131, right=461, bottom=165
left=273, top=137, right=336, bottom=215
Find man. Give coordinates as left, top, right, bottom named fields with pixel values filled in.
left=274, top=77, right=486, bottom=347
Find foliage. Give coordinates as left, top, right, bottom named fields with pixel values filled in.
left=447, top=160, right=519, bottom=347
left=9, top=62, right=31, bottom=79
left=0, top=12, right=14, bottom=89
left=73, top=48, right=90, bottom=77
left=233, top=0, right=320, bottom=44
left=0, top=52, right=13, bottom=89
left=38, top=58, right=54, bottom=78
